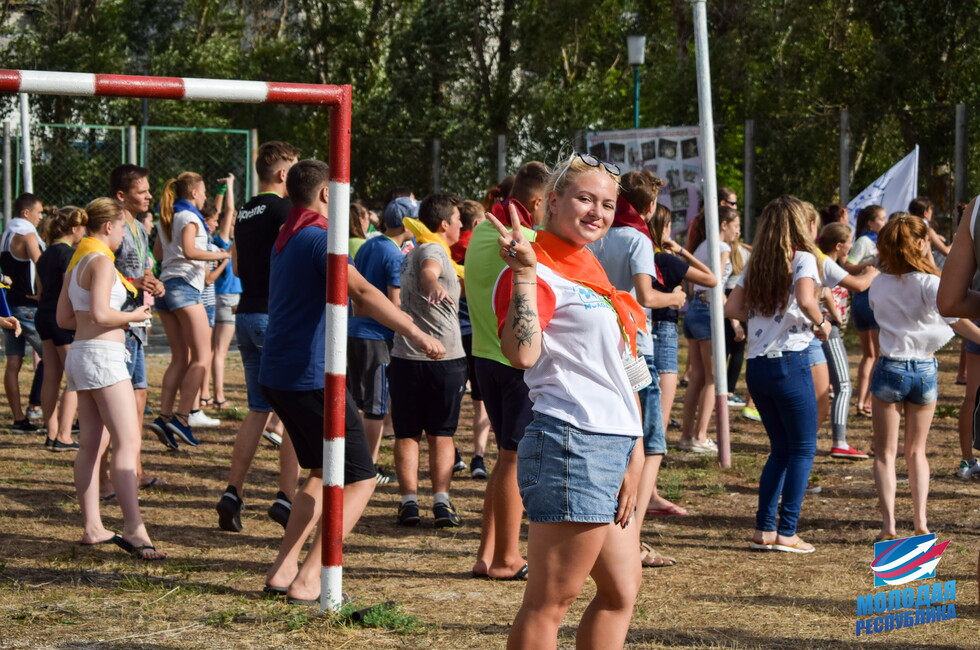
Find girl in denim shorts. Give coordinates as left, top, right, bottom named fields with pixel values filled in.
left=868, top=215, right=980, bottom=541
left=489, top=153, right=647, bottom=649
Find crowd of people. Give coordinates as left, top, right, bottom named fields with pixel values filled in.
left=4, top=141, right=978, bottom=648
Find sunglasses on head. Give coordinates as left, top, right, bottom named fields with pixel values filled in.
left=553, top=152, right=621, bottom=190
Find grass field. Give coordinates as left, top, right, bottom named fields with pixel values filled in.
left=0, top=334, right=978, bottom=648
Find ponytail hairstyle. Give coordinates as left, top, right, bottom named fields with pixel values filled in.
left=876, top=214, right=940, bottom=277
left=83, top=198, right=125, bottom=234
left=159, top=171, right=204, bottom=239
left=648, top=203, right=673, bottom=251
left=42, top=205, right=87, bottom=245
left=817, top=222, right=853, bottom=255
left=744, top=195, right=821, bottom=317
left=719, top=206, right=743, bottom=274
left=854, top=204, right=885, bottom=238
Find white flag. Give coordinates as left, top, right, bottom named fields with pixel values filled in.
left=847, top=146, right=919, bottom=226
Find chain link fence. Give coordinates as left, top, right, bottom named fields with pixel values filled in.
left=140, top=126, right=252, bottom=209
left=2, top=123, right=252, bottom=219
left=15, top=123, right=128, bottom=208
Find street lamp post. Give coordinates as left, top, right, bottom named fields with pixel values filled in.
left=627, top=33, right=646, bottom=129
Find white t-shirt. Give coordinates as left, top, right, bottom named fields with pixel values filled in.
left=159, top=210, right=207, bottom=291
left=493, top=263, right=641, bottom=438
left=847, top=234, right=878, bottom=266
left=869, top=272, right=957, bottom=360
left=693, top=240, right=732, bottom=291
left=739, top=251, right=820, bottom=359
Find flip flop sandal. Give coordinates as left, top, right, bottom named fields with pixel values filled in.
left=263, top=585, right=287, bottom=597
left=472, top=563, right=529, bottom=581
left=213, top=400, right=229, bottom=409
left=771, top=541, right=815, bottom=554
left=139, top=477, right=163, bottom=490
left=640, top=550, right=677, bottom=568
left=79, top=533, right=123, bottom=547
left=115, top=536, right=167, bottom=561
left=200, top=397, right=213, bottom=408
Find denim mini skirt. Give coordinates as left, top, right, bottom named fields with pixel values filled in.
left=517, top=412, right=636, bottom=523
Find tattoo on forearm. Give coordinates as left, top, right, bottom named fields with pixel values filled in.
left=512, top=292, right=538, bottom=348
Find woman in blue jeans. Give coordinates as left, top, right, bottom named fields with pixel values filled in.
left=725, top=196, right=829, bottom=554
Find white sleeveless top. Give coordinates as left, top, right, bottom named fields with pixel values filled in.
left=68, top=253, right=128, bottom=312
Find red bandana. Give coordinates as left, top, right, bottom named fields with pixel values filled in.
left=275, top=206, right=328, bottom=253
left=531, top=230, right=647, bottom=355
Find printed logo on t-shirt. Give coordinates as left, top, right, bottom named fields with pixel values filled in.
left=237, top=204, right=268, bottom=221
left=576, top=286, right=612, bottom=311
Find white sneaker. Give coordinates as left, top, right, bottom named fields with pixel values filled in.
left=188, top=410, right=221, bottom=427
left=956, top=459, right=977, bottom=478
left=688, top=439, right=718, bottom=455
left=967, top=460, right=980, bottom=479
left=262, top=430, right=282, bottom=447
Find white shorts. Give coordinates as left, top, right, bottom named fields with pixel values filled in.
left=65, top=340, right=132, bottom=391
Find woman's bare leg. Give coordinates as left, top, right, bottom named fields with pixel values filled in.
left=904, top=401, right=937, bottom=534
left=872, top=397, right=902, bottom=538
left=157, top=311, right=189, bottom=415
left=173, top=304, right=212, bottom=418
left=507, top=521, right=608, bottom=650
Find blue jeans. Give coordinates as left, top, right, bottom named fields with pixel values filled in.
left=747, top=350, right=816, bottom=536
left=236, top=312, right=272, bottom=412
left=639, top=353, right=665, bottom=455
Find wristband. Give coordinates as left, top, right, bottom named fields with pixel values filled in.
left=215, top=183, right=227, bottom=196
left=513, top=281, right=537, bottom=286
left=813, top=317, right=828, bottom=329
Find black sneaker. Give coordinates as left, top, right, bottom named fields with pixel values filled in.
left=148, top=416, right=178, bottom=450
left=11, top=419, right=38, bottom=433
left=397, top=500, right=421, bottom=527
left=44, top=437, right=53, bottom=449
left=470, top=456, right=488, bottom=479
left=433, top=500, right=463, bottom=528
left=71, top=421, right=80, bottom=433
left=216, top=490, right=244, bottom=532
left=452, top=448, right=466, bottom=473
left=375, top=467, right=397, bottom=485
left=166, top=415, right=200, bottom=447
left=50, top=439, right=79, bottom=452
left=268, top=492, right=292, bottom=528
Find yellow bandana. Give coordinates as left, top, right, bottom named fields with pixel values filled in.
left=402, top=217, right=465, bottom=279
left=67, top=236, right=138, bottom=297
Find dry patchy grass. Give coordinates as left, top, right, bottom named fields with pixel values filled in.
left=0, top=338, right=978, bottom=648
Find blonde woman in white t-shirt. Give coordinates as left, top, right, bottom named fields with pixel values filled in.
left=489, top=153, right=645, bottom=649
left=725, top=196, right=829, bottom=554
left=869, top=215, right=980, bottom=541
left=149, top=172, right=231, bottom=449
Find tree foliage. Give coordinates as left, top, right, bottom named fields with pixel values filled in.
left=2, top=0, right=980, bottom=211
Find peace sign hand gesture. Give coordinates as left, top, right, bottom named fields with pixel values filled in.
left=485, top=203, right=536, bottom=275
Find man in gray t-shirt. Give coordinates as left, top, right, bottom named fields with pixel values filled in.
left=392, top=243, right=465, bottom=360
left=389, top=194, right=468, bottom=529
